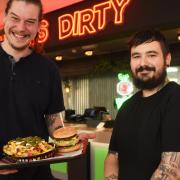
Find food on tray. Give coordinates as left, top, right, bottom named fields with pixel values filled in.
left=3, top=136, right=55, bottom=158
left=52, top=127, right=81, bottom=153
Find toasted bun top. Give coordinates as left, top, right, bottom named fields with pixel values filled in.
left=53, top=127, right=77, bottom=139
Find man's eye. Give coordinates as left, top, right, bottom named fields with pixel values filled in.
left=149, top=54, right=156, bottom=58
left=133, top=56, right=140, bottom=59
left=26, top=21, right=36, bottom=25
left=27, top=21, right=35, bottom=24
left=11, top=17, right=19, bottom=21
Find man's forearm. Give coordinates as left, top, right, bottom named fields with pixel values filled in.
left=151, top=152, right=180, bottom=180
left=151, top=164, right=176, bottom=180
left=45, top=112, right=64, bottom=136
left=104, top=151, right=119, bottom=180
left=104, top=174, right=118, bottom=180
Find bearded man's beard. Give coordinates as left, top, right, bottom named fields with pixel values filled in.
left=132, top=65, right=167, bottom=90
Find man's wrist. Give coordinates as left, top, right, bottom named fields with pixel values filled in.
left=54, top=125, right=63, bottom=130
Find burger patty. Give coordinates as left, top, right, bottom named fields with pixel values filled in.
left=54, top=135, right=79, bottom=147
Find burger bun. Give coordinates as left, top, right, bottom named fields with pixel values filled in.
left=56, top=142, right=81, bottom=153
left=53, top=127, right=77, bottom=139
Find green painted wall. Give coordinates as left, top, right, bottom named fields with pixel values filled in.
left=94, top=147, right=108, bottom=180
left=50, top=162, right=67, bottom=174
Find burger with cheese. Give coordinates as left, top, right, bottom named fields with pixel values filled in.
left=52, top=127, right=81, bottom=153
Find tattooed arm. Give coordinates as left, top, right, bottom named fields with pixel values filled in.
left=104, top=151, right=119, bottom=180
left=45, top=112, right=64, bottom=137
left=151, top=152, right=180, bottom=180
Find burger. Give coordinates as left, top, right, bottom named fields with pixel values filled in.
left=52, top=127, right=81, bottom=153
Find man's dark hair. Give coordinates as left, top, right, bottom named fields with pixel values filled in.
left=5, top=0, right=43, bottom=21
left=128, top=29, right=170, bottom=57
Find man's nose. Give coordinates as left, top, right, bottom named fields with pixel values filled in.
left=139, top=56, right=148, bottom=66
left=16, top=21, right=26, bottom=31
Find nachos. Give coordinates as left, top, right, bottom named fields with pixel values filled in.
left=3, top=136, right=54, bottom=158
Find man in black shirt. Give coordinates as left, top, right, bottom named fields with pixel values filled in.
left=0, top=0, right=65, bottom=179
left=104, top=29, right=180, bottom=179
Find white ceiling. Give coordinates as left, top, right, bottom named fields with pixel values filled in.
left=0, top=0, right=83, bottom=29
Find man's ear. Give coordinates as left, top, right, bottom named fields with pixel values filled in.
left=37, top=20, right=42, bottom=33
left=166, top=53, right=171, bottom=67
left=3, top=14, right=6, bottom=25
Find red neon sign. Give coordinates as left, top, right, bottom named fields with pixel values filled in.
left=38, top=19, right=49, bottom=43
left=0, top=34, right=4, bottom=42
left=79, top=9, right=96, bottom=35
left=111, top=0, right=131, bottom=24
left=58, top=0, right=131, bottom=40
left=94, top=1, right=111, bottom=30
left=30, top=19, right=49, bottom=48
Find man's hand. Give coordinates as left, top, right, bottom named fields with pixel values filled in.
left=0, top=161, right=18, bottom=175
left=78, top=133, right=96, bottom=154
left=0, top=169, right=18, bottom=175
left=78, top=133, right=96, bottom=141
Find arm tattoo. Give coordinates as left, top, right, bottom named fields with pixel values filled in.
left=45, top=113, right=63, bottom=135
left=105, top=174, right=118, bottom=180
left=45, top=113, right=59, bottom=128
left=161, top=152, right=180, bottom=168
left=105, top=151, right=119, bottom=180
left=151, top=152, right=180, bottom=180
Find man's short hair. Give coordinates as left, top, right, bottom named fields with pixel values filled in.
left=128, top=29, right=170, bottom=57
left=5, top=0, right=43, bottom=21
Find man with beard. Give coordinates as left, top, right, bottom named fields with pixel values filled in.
left=104, top=29, right=180, bottom=180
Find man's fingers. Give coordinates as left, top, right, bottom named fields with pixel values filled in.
left=79, top=133, right=96, bottom=140
left=0, top=161, right=18, bottom=175
left=0, top=169, right=18, bottom=175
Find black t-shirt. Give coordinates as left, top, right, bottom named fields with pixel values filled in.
left=0, top=46, right=64, bottom=179
left=109, top=82, right=180, bottom=180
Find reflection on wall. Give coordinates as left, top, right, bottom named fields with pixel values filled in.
left=89, top=75, right=118, bottom=119
left=167, top=66, right=180, bottom=84
left=72, top=77, right=89, bottom=114
left=62, top=76, right=89, bottom=115
left=62, top=75, right=118, bottom=119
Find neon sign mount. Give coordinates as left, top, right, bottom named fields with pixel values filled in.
left=58, top=0, right=132, bottom=40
